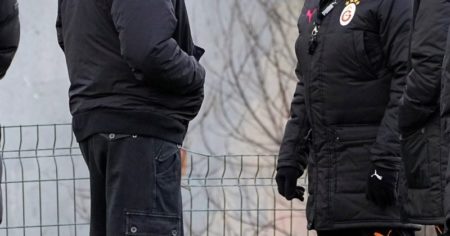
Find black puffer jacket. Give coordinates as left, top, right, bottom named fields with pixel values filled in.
left=0, top=0, right=19, bottom=79
left=0, top=0, right=19, bottom=224
left=399, top=0, right=450, bottom=225
left=57, top=0, right=205, bottom=144
left=278, top=0, right=416, bottom=230
left=442, top=27, right=450, bottom=233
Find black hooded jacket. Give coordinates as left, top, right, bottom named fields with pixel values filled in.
left=0, top=0, right=19, bottom=224
left=56, top=0, right=205, bottom=144
left=0, top=0, right=19, bottom=79
left=278, top=0, right=416, bottom=230
left=399, top=0, right=450, bottom=225
left=442, top=27, right=450, bottom=233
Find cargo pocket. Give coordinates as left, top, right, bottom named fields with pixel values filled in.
left=333, top=126, right=378, bottom=193
left=155, top=142, right=180, bottom=177
left=401, top=129, right=432, bottom=189
left=125, top=211, right=180, bottom=236
left=153, top=141, right=182, bottom=214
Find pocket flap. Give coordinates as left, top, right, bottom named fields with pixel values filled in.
left=126, top=211, right=180, bottom=235
left=334, top=125, right=379, bottom=142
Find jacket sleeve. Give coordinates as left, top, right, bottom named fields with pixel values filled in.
left=56, top=0, right=64, bottom=51
left=110, top=0, right=205, bottom=95
left=277, top=63, right=310, bottom=174
left=0, top=0, right=19, bottom=79
left=442, top=28, right=450, bottom=227
left=370, top=0, right=412, bottom=170
left=442, top=28, right=450, bottom=144
left=399, top=0, right=450, bottom=134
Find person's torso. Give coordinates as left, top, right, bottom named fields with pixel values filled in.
left=297, top=0, right=390, bottom=129
left=297, top=0, right=414, bottom=229
left=59, top=0, right=201, bottom=122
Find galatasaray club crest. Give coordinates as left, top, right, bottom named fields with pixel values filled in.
left=340, top=2, right=357, bottom=26
left=345, top=0, right=360, bottom=5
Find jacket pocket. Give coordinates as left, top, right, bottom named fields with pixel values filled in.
left=125, top=211, right=180, bottom=236
left=353, top=31, right=381, bottom=80
left=401, top=129, right=432, bottom=189
left=333, top=125, right=378, bottom=193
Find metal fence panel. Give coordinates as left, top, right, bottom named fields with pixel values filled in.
left=0, top=124, right=312, bottom=236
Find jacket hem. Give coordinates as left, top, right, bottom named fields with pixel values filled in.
left=72, top=109, right=187, bottom=144
left=405, top=217, right=446, bottom=225
left=313, top=222, right=421, bottom=231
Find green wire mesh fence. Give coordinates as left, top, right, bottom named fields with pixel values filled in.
left=0, top=124, right=311, bottom=236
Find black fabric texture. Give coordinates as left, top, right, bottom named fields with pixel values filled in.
left=0, top=0, right=19, bottom=79
left=278, top=0, right=419, bottom=230
left=400, top=0, right=450, bottom=224
left=79, top=134, right=183, bottom=236
left=56, top=0, right=205, bottom=143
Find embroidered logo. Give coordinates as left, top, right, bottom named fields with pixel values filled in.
left=345, top=0, right=361, bottom=5
left=340, top=3, right=356, bottom=26
left=371, top=170, right=383, bottom=181
left=306, top=8, right=316, bottom=24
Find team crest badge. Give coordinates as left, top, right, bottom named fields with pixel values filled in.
left=345, top=0, right=360, bottom=5
left=340, top=0, right=359, bottom=26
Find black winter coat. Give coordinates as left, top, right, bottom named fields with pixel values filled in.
left=0, top=0, right=19, bottom=79
left=57, top=0, right=205, bottom=144
left=278, top=0, right=417, bottom=230
left=399, top=0, right=450, bottom=225
left=0, top=0, right=19, bottom=224
left=442, top=27, right=450, bottom=232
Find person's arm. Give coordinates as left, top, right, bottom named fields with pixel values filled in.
left=399, top=0, right=450, bottom=135
left=110, top=0, right=205, bottom=94
left=277, top=68, right=310, bottom=173
left=441, top=28, right=450, bottom=145
left=369, top=0, right=412, bottom=170
left=56, top=0, right=64, bottom=51
left=442, top=27, right=450, bottom=233
left=276, top=63, right=310, bottom=201
left=0, top=0, right=20, bottom=79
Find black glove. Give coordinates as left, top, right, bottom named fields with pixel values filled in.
left=276, top=167, right=305, bottom=201
left=366, top=165, right=399, bottom=208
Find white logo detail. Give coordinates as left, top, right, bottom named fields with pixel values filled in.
left=340, top=3, right=356, bottom=26
left=371, top=170, right=383, bottom=181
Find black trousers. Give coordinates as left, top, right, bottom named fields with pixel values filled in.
left=317, top=228, right=415, bottom=236
left=79, top=133, right=183, bottom=236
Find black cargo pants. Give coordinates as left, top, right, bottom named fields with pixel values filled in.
left=79, top=133, right=183, bottom=236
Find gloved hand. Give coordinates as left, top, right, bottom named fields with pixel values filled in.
left=366, top=165, right=399, bottom=208
left=276, top=167, right=305, bottom=201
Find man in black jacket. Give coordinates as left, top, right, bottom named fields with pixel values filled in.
left=399, top=0, right=450, bottom=235
left=57, top=0, right=205, bottom=235
left=276, top=0, right=418, bottom=235
left=0, top=0, right=20, bottom=223
left=442, top=27, right=450, bottom=236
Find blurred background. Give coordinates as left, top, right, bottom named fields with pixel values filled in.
left=0, top=0, right=437, bottom=235
left=0, top=0, right=316, bottom=235
left=0, top=0, right=302, bottom=155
